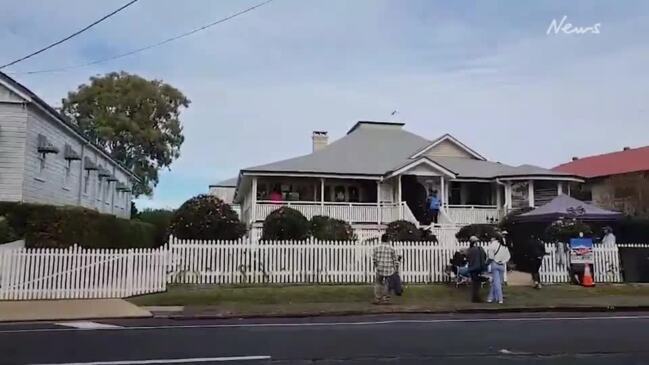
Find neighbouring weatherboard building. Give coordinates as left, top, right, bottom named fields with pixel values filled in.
left=0, top=72, right=138, bottom=219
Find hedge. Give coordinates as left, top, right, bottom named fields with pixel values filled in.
left=0, top=202, right=156, bottom=249
left=135, top=208, right=175, bottom=245
left=0, top=216, right=17, bottom=244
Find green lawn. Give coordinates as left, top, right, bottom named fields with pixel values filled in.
left=129, top=284, right=649, bottom=317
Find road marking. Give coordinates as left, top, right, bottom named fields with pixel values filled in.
left=54, top=321, right=123, bottom=330
left=30, top=356, right=271, bottom=364
left=2, top=314, right=649, bottom=334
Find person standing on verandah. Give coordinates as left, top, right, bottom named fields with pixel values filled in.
left=487, top=234, right=511, bottom=304
left=428, top=190, right=441, bottom=224
left=372, top=235, right=399, bottom=305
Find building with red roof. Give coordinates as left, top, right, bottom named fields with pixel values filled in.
left=553, top=146, right=649, bottom=217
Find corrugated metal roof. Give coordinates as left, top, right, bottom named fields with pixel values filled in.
left=554, top=146, right=649, bottom=178
left=243, top=122, right=431, bottom=176
left=211, top=176, right=238, bottom=187
left=242, top=122, right=575, bottom=179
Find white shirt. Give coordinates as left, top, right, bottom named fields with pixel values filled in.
left=488, top=239, right=511, bottom=265
left=602, top=233, right=616, bottom=246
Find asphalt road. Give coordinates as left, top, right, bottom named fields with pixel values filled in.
left=1, top=312, right=649, bottom=364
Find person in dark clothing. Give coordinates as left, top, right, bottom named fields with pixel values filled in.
left=529, top=235, right=546, bottom=289
left=467, top=236, right=487, bottom=303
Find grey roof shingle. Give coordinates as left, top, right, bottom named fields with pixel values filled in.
left=211, top=177, right=238, bottom=187
left=428, top=157, right=575, bottom=179
left=243, top=124, right=431, bottom=176
left=241, top=122, right=580, bottom=180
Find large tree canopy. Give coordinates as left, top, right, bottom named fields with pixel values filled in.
left=61, top=72, right=190, bottom=196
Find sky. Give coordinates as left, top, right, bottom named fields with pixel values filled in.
left=1, top=0, right=648, bottom=210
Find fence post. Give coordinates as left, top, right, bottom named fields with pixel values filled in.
left=126, top=249, right=134, bottom=297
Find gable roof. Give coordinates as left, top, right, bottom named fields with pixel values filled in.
left=553, top=146, right=649, bottom=178
left=241, top=121, right=581, bottom=181
left=0, top=71, right=139, bottom=181
left=410, top=133, right=487, bottom=160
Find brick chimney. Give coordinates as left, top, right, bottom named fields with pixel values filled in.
left=312, top=131, right=328, bottom=152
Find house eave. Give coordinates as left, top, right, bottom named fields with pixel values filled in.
left=496, top=174, right=585, bottom=183
left=240, top=170, right=383, bottom=180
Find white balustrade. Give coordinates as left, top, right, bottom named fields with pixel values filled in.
left=254, top=201, right=412, bottom=224
left=446, top=205, right=502, bottom=225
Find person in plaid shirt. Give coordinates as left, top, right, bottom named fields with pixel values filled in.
left=373, top=235, right=399, bottom=304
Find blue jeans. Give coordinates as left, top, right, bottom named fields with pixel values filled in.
left=488, top=263, right=506, bottom=302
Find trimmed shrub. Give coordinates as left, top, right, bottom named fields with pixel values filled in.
left=170, top=195, right=246, bottom=240
left=0, top=216, right=17, bottom=244
left=135, top=209, right=174, bottom=246
left=262, top=207, right=310, bottom=240
left=310, top=216, right=356, bottom=241
left=0, top=202, right=156, bottom=248
left=418, top=228, right=438, bottom=242
left=385, top=220, right=420, bottom=241
left=455, top=224, right=498, bottom=242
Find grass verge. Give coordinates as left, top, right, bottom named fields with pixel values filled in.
left=129, top=283, right=649, bottom=317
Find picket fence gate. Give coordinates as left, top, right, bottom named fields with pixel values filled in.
left=167, top=237, right=624, bottom=285
left=0, top=245, right=167, bottom=300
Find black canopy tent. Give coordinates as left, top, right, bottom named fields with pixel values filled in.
left=514, top=195, right=623, bottom=222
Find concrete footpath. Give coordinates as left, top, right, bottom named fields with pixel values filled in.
left=0, top=299, right=151, bottom=322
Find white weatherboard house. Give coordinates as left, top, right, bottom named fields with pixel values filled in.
left=0, top=72, right=138, bottom=219
left=212, top=121, right=583, bottom=233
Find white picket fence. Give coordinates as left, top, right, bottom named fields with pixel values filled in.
left=0, top=238, right=637, bottom=300
left=0, top=245, right=166, bottom=300
left=167, top=237, right=624, bottom=285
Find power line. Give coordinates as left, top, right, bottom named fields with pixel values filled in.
left=10, top=0, right=275, bottom=75
left=0, top=0, right=140, bottom=70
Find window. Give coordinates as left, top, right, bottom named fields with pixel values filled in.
left=83, top=173, right=90, bottom=195
left=36, top=154, right=46, bottom=181
left=63, top=162, right=71, bottom=190
left=104, top=181, right=110, bottom=203
left=96, top=179, right=103, bottom=202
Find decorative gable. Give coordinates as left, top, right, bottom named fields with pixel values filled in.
left=410, top=134, right=486, bottom=161
left=424, top=139, right=475, bottom=159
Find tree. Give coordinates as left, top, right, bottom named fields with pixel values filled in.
left=170, top=195, right=245, bottom=240
left=61, top=72, right=190, bottom=196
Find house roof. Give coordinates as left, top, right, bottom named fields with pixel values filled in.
left=553, top=146, right=649, bottom=178
left=0, top=71, right=139, bottom=181
left=243, top=122, right=431, bottom=177
left=209, top=176, right=238, bottom=188
left=242, top=121, right=579, bottom=181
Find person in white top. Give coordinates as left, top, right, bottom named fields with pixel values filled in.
left=602, top=226, right=616, bottom=246
left=487, top=233, right=511, bottom=304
